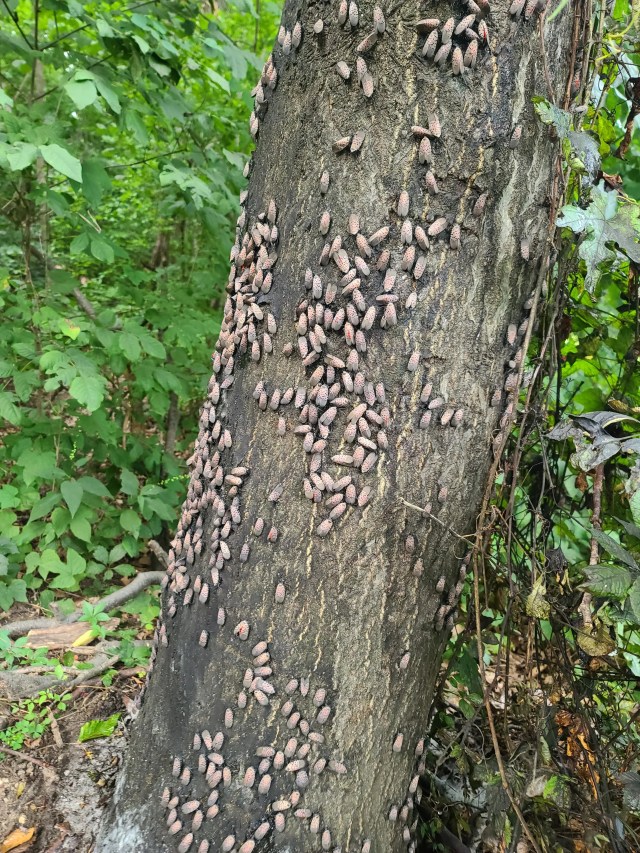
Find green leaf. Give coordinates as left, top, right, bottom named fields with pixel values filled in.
left=59, top=318, right=81, bottom=340
left=139, top=335, right=166, bottom=359
left=94, top=77, right=121, bottom=114
left=70, top=516, right=92, bottom=542
left=629, top=579, right=640, bottom=623
left=119, top=509, right=141, bottom=536
left=78, top=713, right=121, bottom=742
left=90, top=236, right=115, bottom=264
left=7, top=142, right=38, bottom=171
left=65, top=77, right=98, bottom=110
left=0, top=391, right=21, bottom=425
left=61, top=480, right=84, bottom=518
left=557, top=183, right=640, bottom=292
left=28, top=492, right=61, bottom=522
left=206, top=68, right=230, bottom=93
left=78, top=477, right=111, bottom=498
left=81, top=160, right=112, bottom=207
left=534, top=98, right=571, bottom=139
left=66, top=548, right=87, bottom=576
left=118, top=331, right=141, bottom=361
left=580, top=564, right=633, bottom=598
left=120, top=469, right=139, bottom=497
left=69, top=375, right=105, bottom=412
left=40, top=144, right=83, bottom=183
left=591, top=528, right=638, bottom=570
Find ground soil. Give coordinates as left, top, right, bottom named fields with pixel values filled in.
left=0, top=674, right=139, bottom=852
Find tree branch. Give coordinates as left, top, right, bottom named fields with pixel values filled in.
left=2, top=569, right=164, bottom=639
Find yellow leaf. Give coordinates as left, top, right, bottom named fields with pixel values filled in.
left=576, top=623, right=615, bottom=657
left=1, top=826, right=35, bottom=852
left=15, top=782, right=25, bottom=798
left=526, top=575, right=551, bottom=619
left=71, top=628, right=99, bottom=647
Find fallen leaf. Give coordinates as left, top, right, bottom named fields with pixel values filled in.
left=0, top=826, right=35, bottom=852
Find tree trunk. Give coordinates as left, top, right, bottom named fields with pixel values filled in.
left=98, top=2, right=575, bottom=850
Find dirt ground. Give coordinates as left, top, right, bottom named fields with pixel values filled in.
left=0, top=678, right=137, bottom=852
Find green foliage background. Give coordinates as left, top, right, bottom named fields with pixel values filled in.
left=0, top=0, right=279, bottom=615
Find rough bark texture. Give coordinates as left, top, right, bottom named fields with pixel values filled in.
left=98, top=2, right=574, bottom=851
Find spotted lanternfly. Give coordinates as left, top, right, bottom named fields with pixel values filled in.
left=292, top=21, right=302, bottom=47
left=463, top=39, right=478, bottom=68
left=349, top=0, right=359, bottom=26
left=313, top=17, right=324, bottom=33
left=274, top=582, right=286, bottom=604
left=376, top=248, right=390, bottom=270
left=437, top=576, right=446, bottom=596
left=510, top=125, right=522, bottom=148
left=524, top=0, right=538, bottom=18
left=238, top=842, right=256, bottom=853
left=362, top=842, right=372, bottom=853
left=357, top=30, right=378, bottom=53
left=416, top=17, right=439, bottom=32
left=450, top=223, right=461, bottom=249
left=452, top=46, right=464, bottom=74
left=178, top=835, right=194, bottom=853
left=277, top=26, right=286, bottom=45
left=420, top=412, right=431, bottom=429
left=425, top=170, right=438, bottom=194
left=418, top=136, right=433, bottom=164
left=338, top=0, right=348, bottom=24
left=333, top=136, right=352, bottom=152
left=361, top=72, right=374, bottom=97
left=258, top=773, right=271, bottom=794
left=441, top=16, right=455, bottom=43
left=401, top=218, right=413, bottom=244
left=373, top=5, right=385, bottom=32
left=414, top=225, right=428, bottom=251
left=222, top=836, right=236, bottom=853
left=477, top=20, right=489, bottom=42
left=392, top=732, right=404, bottom=752
left=368, top=225, right=389, bottom=246
left=320, top=171, right=330, bottom=194
left=407, top=351, right=421, bottom=372
left=269, top=483, right=284, bottom=502
left=351, top=130, right=366, bottom=152
left=316, top=704, right=331, bottom=724
left=267, top=526, right=278, bottom=543
left=455, top=13, right=477, bottom=35
left=388, top=805, right=398, bottom=822
left=397, top=190, right=410, bottom=217
left=422, top=29, right=439, bottom=58
left=319, top=211, right=331, bottom=235
left=434, top=41, right=451, bottom=65
left=282, top=30, right=292, bottom=56
left=428, top=217, right=447, bottom=237
left=336, top=61, right=351, bottom=80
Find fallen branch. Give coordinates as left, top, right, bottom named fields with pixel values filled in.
left=2, top=569, right=164, bottom=639
left=0, top=744, right=57, bottom=771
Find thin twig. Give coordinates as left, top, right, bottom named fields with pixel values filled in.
left=0, top=745, right=56, bottom=770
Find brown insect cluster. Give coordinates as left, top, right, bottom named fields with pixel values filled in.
left=141, top=0, right=544, bottom=846
left=160, top=637, right=362, bottom=851
left=417, top=4, right=489, bottom=75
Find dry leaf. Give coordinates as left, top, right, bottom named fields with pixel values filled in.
left=0, top=826, right=35, bottom=852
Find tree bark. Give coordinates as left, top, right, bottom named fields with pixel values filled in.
left=97, top=1, right=576, bottom=850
